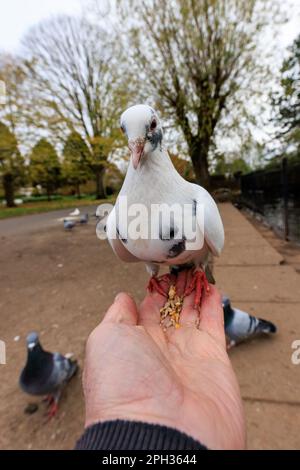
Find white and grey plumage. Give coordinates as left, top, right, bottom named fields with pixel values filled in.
left=69, top=208, right=80, bottom=216
left=104, top=104, right=224, bottom=280
left=223, top=296, right=277, bottom=348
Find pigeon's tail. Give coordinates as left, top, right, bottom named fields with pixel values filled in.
left=256, top=317, right=277, bottom=335
left=225, top=306, right=277, bottom=346
left=67, top=359, right=78, bottom=382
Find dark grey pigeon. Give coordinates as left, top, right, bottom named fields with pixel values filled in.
left=223, top=296, right=277, bottom=348
left=64, top=219, right=76, bottom=230
left=19, top=332, right=78, bottom=417
left=79, top=213, right=89, bottom=224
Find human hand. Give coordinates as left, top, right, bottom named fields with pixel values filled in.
left=83, top=272, right=246, bottom=449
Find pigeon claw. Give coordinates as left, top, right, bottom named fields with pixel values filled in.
left=183, top=269, right=210, bottom=309
left=43, top=395, right=54, bottom=406
left=148, top=274, right=171, bottom=297
left=47, top=402, right=59, bottom=419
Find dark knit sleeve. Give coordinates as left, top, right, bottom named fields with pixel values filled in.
left=75, top=420, right=206, bottom=450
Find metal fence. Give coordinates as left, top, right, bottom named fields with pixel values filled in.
left=240, top=159, right=300, bottom=242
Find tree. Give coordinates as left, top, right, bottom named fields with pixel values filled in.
left=170, top=153, right=195, bottom=181
left=117, top=0, right=283, bottom=187
left=0, top=54, right=27, bottom=133
left=214, top=153, right=250, bottom=176
left=29, top=139, right=61, bottom=200
left=22, top=15, right=128, bottom=199
left=0, top=55, right=28, bottom=207
left=62, top=132, right=91, bottom=198
left=272, top=34, right=300, bottom=149
left=0, top=122, right=25, bottom=207
left=0, top=53, right=37, bottom=157
left=104, top=164, right=124, bottom=195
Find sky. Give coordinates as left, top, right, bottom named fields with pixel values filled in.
left=0, top=0, right=82, bottom=52
left=0, top=0, right=299, bottom=160
left=278, top=3, right=300, bottom=50
left=0, top=0, right=299, bottom=53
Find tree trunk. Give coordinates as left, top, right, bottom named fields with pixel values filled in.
left=3, top=173, right=15, bottom=208
left=190, top=140, right=211, bottom=189
left=95, top=168, right=106, bottom=199
left=76, top=183, right=81, bottom=199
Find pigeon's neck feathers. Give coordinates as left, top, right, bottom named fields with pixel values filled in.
left=223, top=302, right=234, bottom=328
left=122, top=146, right=184, bottom=196
left=22, top=344, right=53, bottom=383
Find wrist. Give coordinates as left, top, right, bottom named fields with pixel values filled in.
left=77, top=419, right=207, bottom=450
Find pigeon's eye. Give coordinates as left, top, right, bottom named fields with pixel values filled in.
left=120, top=125, right=125, bottom=134
left=150, top=119, right=157, bottom=131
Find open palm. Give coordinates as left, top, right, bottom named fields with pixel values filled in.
left=83, top=273, right=245, bottom=450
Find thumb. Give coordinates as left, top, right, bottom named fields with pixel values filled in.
left=102, top=292, right=138, bottom=326
left=199, top=285, right=226, bottom=349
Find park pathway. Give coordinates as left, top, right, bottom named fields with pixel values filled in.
left=216, top=203, right=300, bottom=449
left=0, top=205, right=98, bottom=237
left=0, top=202, right=299, bottom=449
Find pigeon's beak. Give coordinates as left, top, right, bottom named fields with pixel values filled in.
left=128, top=138, right=145, bottom=169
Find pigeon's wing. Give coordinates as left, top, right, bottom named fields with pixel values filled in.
left=225, top=308, right=252, bottom=343
left=225, top=307, right=276, bottom=345
left=193, top=185, right=224, bottom=256
left=106, top=207, right=140, bottom=263
left=51, top=353, right=77, bottom=387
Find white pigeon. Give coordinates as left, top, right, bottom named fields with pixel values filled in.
left=104, top=104, right=224, bottom=304
left=69, top=208, right=80, bottom=217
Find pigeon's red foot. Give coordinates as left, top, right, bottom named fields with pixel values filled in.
left=47, top=402, right=59, bottom=419
left=183, top=269, right=210, bottom=309
left=148, top=273, right=172, bottom=297
left=43, top=395, right=54, bottom=405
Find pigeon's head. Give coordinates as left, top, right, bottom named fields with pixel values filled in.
left=120, top=104, right=163, bottom=169
left=26, top=332, right=40, bottom=350
left=222, top=296, right=231, bottom=310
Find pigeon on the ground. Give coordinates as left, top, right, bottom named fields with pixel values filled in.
left=103, top=104, right=224, bottom=307
left=69, top=208, right=80, bottom=216
left=19, top=332, right=78, bottom=418
left=79, top=213, right=89, bottom=224
left=223, top=296, right=277, bottom=348
left=64, top=219, right=76, bottom=230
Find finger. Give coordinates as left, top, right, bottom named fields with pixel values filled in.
left=180, top=270, right=198, bottom=326
left=198, top=285, right=226, bottom=347
left=138, top=291, right=165, bottom=325
left=102, top=292, right=138, bottom=325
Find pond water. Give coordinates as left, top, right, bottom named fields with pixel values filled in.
left=258, top=198, right=300, bottom=243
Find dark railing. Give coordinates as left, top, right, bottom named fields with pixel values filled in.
left=240, top=159, right=300, bottom=242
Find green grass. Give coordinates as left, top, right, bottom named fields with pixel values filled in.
left=0, top=195, right=114, bottom=220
